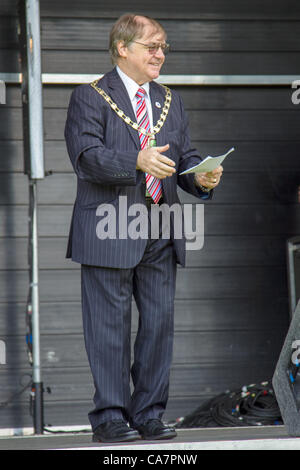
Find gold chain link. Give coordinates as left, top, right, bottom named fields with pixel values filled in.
left=90, top=79, right=172, bottom=137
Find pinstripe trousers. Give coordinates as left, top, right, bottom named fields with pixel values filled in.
left=80, top=211, right=177, bottom=430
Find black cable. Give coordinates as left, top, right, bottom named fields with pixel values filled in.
left=175, top=381, right=283, bottom=428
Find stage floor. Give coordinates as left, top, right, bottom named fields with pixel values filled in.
left=0, top=425, right=299, bottom=450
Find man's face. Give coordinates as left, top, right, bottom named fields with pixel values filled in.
left=118, top=20, right=166, bottom=85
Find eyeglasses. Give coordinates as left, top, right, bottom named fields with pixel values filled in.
left=132, top=41, right=170, bottom=55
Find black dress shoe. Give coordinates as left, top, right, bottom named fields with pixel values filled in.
left=135, top=419, right=177, bottom=440
left=92, top=420, right=140, bottom=443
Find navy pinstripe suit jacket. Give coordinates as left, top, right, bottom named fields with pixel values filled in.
left=64, top=67, right=211, bottom=268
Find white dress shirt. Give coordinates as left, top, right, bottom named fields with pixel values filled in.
left=116, top=66, right=153, bottom=130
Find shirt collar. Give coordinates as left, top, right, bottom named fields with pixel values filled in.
left=116, top=66, right=150, bottom=102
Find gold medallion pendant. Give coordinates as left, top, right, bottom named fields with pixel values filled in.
left=147, top=137, right=156, bottom=148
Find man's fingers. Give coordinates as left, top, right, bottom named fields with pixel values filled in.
left=155, top=143, right=170, bottom=153
left=157, top=161, right=176, bottom=176
left=208, top=165, right=223, bottom=175
left=150, top=143, right=175, bottom=167
left=154, top=143, right=174, bottom=167
left=157, top=153, right=176, bottom=168
left=139, top=144, right=176, bottom=177
left=149, top=159, right=176, bottom=178
left=148, top=160, right=175, bottom=178
left=199, top=164, right=223, bottom=187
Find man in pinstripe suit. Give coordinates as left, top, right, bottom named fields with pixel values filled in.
left=65, top=14, right=223, bottom=443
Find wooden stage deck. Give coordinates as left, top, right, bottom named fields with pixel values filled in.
left=0, top=425, right=299, bottom=450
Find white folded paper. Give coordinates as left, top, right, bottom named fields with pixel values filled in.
left=179, top=147, right=235, bottom=175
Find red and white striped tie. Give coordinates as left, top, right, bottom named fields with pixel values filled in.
left=136, top=87, right=162, bottom=204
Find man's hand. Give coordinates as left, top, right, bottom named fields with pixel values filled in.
left=195, top=165, right=223, bottom=190
left=136, top=144, right=176, bottom=179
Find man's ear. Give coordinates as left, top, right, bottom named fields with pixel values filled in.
left=116, top=41, right=128, bottom=59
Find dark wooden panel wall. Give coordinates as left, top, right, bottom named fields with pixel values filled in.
left=1, top=0, right=300, bottom=428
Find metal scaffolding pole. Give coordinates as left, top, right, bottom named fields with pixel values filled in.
left=18, top=0, right=45, bottom=434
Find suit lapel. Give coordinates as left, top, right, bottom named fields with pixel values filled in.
left=150, top=82, right=170, bottom=194
left=105, top=68, right=140, bottom=150
left=149, top=82, right=168, bottom=148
